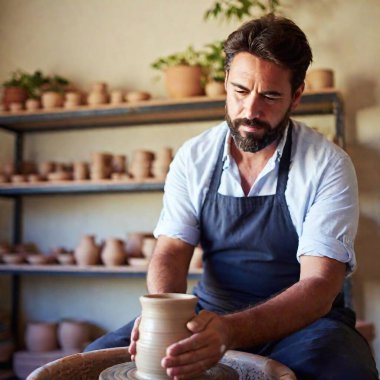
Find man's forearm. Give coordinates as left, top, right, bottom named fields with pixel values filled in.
left=222, top=275, right=339, bottom=349
left=147, top=236, right=194, bottom=294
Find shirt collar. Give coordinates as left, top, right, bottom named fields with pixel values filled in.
left=222, top=121, right=290, bottom=168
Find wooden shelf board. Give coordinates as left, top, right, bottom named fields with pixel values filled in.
left=0, top=264, right=202, bottom=278
left=0, top=90, right=341, bottom=133
left=0, top=179, right=165, bottom=196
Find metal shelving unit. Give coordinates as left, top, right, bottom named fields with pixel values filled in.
left=0, top=90, right=345, bottom=341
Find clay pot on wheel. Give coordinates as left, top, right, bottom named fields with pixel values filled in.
left=135, top=293, right=198, bottom=379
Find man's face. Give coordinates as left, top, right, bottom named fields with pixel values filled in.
left=225, top=52, right=303, bottom=153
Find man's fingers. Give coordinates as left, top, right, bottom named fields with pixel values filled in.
left=187, top=310, right=215, bottom=333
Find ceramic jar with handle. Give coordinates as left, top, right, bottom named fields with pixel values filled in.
left=101, top=238, right=127, bottom=266
left=74, top=235, right=100, bottom=266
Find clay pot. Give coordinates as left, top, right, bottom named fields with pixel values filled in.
left=73, top=161, right=89, bottom=180
left=87, top=91, right=107, bottom=106
left=136, top=293, right=198, bottom=379
left=74, top=235, right=100, bottom=266
left=126, top=233, right=145, bottom=258
left=2, top=86, right=27, bottom=109
left=112, top=155, right=126, bottom=174
left=25, top=99, right=40, bottom=112
left=165, top=65, right=204, bottom=98
left=25, top=321, right=58, bottom=352
left=142, top=236, right=157, bottom=260
left=110, top=90, right=124, bottom=105
left=205, top=81, right=226, bottom=97
left=38, top=161, right=55, bottom=178
left=101, top=238, right=127, bottom=266
left=41, top=91, right=64, bottom=109
left=9, top=102, right=23, bottom=113
left=306, top=69, right=335, bottom=90
left=57, top=320, right=91, bottom=350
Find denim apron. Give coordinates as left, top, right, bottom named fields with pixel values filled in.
left=194, top=123, right=305, bottom=313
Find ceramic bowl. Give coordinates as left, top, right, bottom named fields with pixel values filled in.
left=2, top=253, right=24, bottom=265
left=26, top=254, right=49, bottom=265
left=57, top=253, right=76, bottom=265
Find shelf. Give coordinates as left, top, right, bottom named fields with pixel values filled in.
left=0, top=264, right=202, bottom=279
left=0, top=90, right=342, bottom=133
left=0, top=180, right=165, bottom=196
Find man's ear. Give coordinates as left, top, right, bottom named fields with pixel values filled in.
left=291, top=82, right=305, bottom=111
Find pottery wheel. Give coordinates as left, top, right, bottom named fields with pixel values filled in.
left=99, top=361, right=239, bottom=380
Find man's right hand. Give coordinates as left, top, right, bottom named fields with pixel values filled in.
left=128, top=316, right=141, bottom=361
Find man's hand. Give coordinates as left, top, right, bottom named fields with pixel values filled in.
left=128, top=316, right=141, bottom=361
left=161, top=310, right=230, bottom=379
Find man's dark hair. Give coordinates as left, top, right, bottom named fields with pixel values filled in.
left=224, top=14, right=313, bottom=93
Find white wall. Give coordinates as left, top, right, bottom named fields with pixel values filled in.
left=0, top=0, right=379, bottom=364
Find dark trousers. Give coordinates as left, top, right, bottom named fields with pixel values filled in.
left=84, top=309, right=378, bottom=380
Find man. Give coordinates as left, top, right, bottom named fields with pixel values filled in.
left=86, top=14, right=378, bottom=379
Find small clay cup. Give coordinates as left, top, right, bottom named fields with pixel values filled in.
left=57, top=320, right=91, bottom=350
left=25, top=321, right=58, bottom=352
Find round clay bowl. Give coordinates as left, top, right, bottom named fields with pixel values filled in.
left=125, top=91, right=151, bottom=102
left=2, top=253, right=24, bottom=265
left=57, top=253, right=76, bottom=265
left=25, top=321, right=59, bottom=352
left=26, top=254, right=49, bottom=265
left=57, top=320, right=91, bottom=350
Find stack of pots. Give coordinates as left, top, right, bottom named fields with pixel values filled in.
left=90, top=152, right=113, bottom=180
left=87, top=82, right=109, bottom=106
left=151, top=147, right=173, bottom=180
left=129, top=150, right=155, bottom=180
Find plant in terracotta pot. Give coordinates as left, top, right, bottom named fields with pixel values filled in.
left=203, top=40, right=227, bottom=97
left=41, top=74, right=70, bottom=110
left=151, top=45, right=206, bottom=98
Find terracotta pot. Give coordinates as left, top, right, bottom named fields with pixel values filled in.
left=74, top=235, right=100, bottom=266
left=2, top=86, right=27, bottom=109
left=142, top=236, right=157, bottom=260
left=126, top=233, right=145, bottom=258
left=9, top=102, right=23, bottom=113
left=25, top=321, right=58, bottom=352
left=25, top=98, right=40, bottom=111
left=306, top=69, right=335, bottom=90
left=136, top=294, right=198, bottom=379
left=125, top=91, right=151, bottom=102
left=87, top=91, right=107, bottom=106
left=73, top=161, right=89, bottom=180
left=165, top=65, right=204, bottom=98
left=41, top=91, right=64, bottom=109
left=101, top=238, right=127, bottom=266
left=205, top=81, right=226, bottom=97
left=57, top=320, right=91, bottom=350
left=110, top=90, right=124, bottom=105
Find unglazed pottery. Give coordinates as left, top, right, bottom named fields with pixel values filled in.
left=25, top=321, right=58, bottom=352
left=125, top=91, right=151, bottom=102
left=41, top=91, right=64, bottom=109
left=101, top=238, right=127, bottom=266
left=306, top=69, right=334, bottom=90
left=9, top=102, right=23, bottom=112
left=205, top=81, right=226, bottom=97
left=57, top=320, right=91, bottom=350
left=135, top=293, right=197, bottom=380
left=165, top=65, right=204, bottom=98
left=110, top=90, right=124, bottom=105
left=74, top=235, right=100, bottom=266
left=2, top=86, right=27, bottom=109
left=25, top=99, right=40, bottom=112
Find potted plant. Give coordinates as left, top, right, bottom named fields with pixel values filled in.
left=203, top=41, right=227, bottom=97
left=151, top=46, right=205, bottom=98
left=40, top=74, right=70, bottom=110
left=2, top=70, right=29, bottom=110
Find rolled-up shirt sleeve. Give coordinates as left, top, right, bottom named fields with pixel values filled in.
left=297, top=153, right=359, bottom=274
left=153, top=144, right=200, bottom=246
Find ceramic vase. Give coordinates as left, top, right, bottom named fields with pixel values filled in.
left=57, top=320, right=91, bottom=350
left=25, top=321, right=58, bottom=352
left=74, top=235, right=100, bottom=266
left=135, top=293, right=198, bottom=380
left=41, top=91, right=64, bottom=109
left=101, top=238, right=127, bottom=266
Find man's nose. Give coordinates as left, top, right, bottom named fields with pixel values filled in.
left=243, top=93, right=263, bottom=119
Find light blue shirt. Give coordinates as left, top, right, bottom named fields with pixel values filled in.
left=154, top=120, right=359, bottom=273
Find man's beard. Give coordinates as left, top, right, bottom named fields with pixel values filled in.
left=226, top=107, right=291, bottom=153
